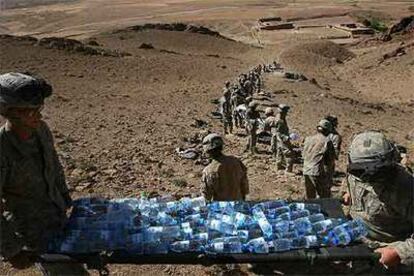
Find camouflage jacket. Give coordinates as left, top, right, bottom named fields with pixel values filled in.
left=263, top=116, right=278, bottom=135
left=303, top=132, right=335, bottom=176
left=220, top=97, right=232, bottom=119
left=201, top=155, right=249, bottom=201
left=0, top=121, right=70, bottom=259
left=245, top=108, right=260, bottom=127
left=345, top=166, right=414, bottom=265
left=328, top=129, right=342, bottom=160
left=274, top=117, right=290, bottom=149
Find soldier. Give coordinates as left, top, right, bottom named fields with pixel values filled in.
left=230, top=88, right=244, bottom=129
left=342, top=131, right=413, bottom=271
left=302, top=119, right=336, bottom=199
left=0, top=73, right=88, bottom=274
left=201, top=133, right=249, bottom=201
left=325, top=115, right=342, bottom=184
left=263, top=107, right=278, bottom=158
left=221, top=82, right=233, bottom=134
left=275, top=104, right=295, bottom=173
left=243, top=79, right=253, bottom=96
left=244, top=101, right=260, bottom=154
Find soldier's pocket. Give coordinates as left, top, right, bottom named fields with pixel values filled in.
left=351, top=185, right=366, bottom=212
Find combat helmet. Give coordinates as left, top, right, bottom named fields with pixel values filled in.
left=248, top=101, right=258, bottom=109
left=325, top=114, right=338, bottom=128
left=0, top=72, right=52, bottom=115
left=348, top=131, right=397, bottom=175
left=317, top=119, right=333, bottom=133
left=202, top=133, right=224, bottom=153
left=265, top=107, right=274, bottom=116
left=277, top=104, right=290, bottom=113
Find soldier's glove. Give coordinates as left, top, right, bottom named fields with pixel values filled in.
left=8, top=250, right=37, bottom=270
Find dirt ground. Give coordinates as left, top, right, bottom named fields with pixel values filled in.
left=0, top=0, right=413, bottom=275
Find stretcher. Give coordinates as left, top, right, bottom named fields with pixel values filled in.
left=38, top=198, right=379, bottom=275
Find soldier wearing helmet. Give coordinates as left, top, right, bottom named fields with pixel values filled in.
left=263, top=108, right=278, bottom=158
left=230, top=88, right=244, bottom=129
left=221, top=82, right=233, bottom=134
left=325, top=115, right=342, bottom=185
left=244, top=101, right=260, bottom=154
left=302, top=119, right=336, bottom=199
left=201, top=133, right=249, bottom=201
left=274, top=104, right=295, bottom=173
left=0, top=73, right=88, bottom=274
left=342, top=131, right=413, bottom=271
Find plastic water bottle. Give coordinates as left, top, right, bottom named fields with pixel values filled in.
left=278, top=212, right=291, bottom=221
left=267, top=206, right=291, bottom=219
left=290, top=210, right=310, bottom=220
left=208, top=201, right=235, bottom=213
left=183, top=214, right=206, bottom=227
left=144, top=226, right=181, bottom=242
left=281, top=230, right=299, bottom=239
left=170, top=240, right=205, bottom=252
left=289, top=203, right=321, bottom=213
left=271, top=238, right=292, bottom=252
left=193, top=232, right=209, bottom=243
left=293, top=217, right=313, bottom=235
left=206, top=237, right=243, bottom=253
left=272, top=220, right=290, bottom=234
left=236, top=230, right=249, bottom=243
left=181, top=197, right=206, bottom=209
left=233, top=212, right=253, bottom=228
left=156, top=212, right=178, bottom=226
left=308, top=213, right=325, bottom=223
left=312, top=218, right=344, bottom=234
left=248, top=228, right=263, bottom=239
left=327, top=226, right=352, bottom=246
left=253, top=200, right=286, bottom=211
left=208, top=230, right=223, bottom=240
left=252, top=207, right=273, bottom=239
left=181, top=226, right=193, bottom=240
left=243, top=237, right=269, bottom=253
left=207, top=219, right=237, bottom=235
left=208, top=213, right=234, bottom=225
left=234, top=202, right=251, bottom=213
left=291, top=235, right=318, bottom=249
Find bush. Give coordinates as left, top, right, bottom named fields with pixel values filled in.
left=369, top=18, right=388, bottom=32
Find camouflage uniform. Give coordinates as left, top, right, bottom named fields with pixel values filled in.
left=0, top=122, right=70, bottom=259
left=303, top=126, right=335, bottom=199
left=326, top=115, right=342, bottom=186
left=263, top=111, right=278, bottom=157
left=274, top=112, right=294, bottom=172
left=244, top=102, right=260, bottom=154
left=344, top=131, right=414, bottom=270
left=243, top=80, right=253, bottom=96
left=201, top=155, right=249, bottom=201
left=230, top=90, right=244, bottom=128
left=221, top=90, right=233, bottom=134
left=0, top=72, right=88, bottom=275
left=201, top=133, right=249, bottom=201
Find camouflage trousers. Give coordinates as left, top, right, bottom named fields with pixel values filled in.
left=304, top=174, right=331, bottom=199
left=245, top=123, right=258, bottom=153
left=223, top=116, right=233, bottom=134
left=270, top=134, right=277, bottom=157
left=276, top=146, right=294, bottom=172
left=233, top=110, right=243, bottom=128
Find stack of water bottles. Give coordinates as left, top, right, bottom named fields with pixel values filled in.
left=48, top=196, right=367, bottom=255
